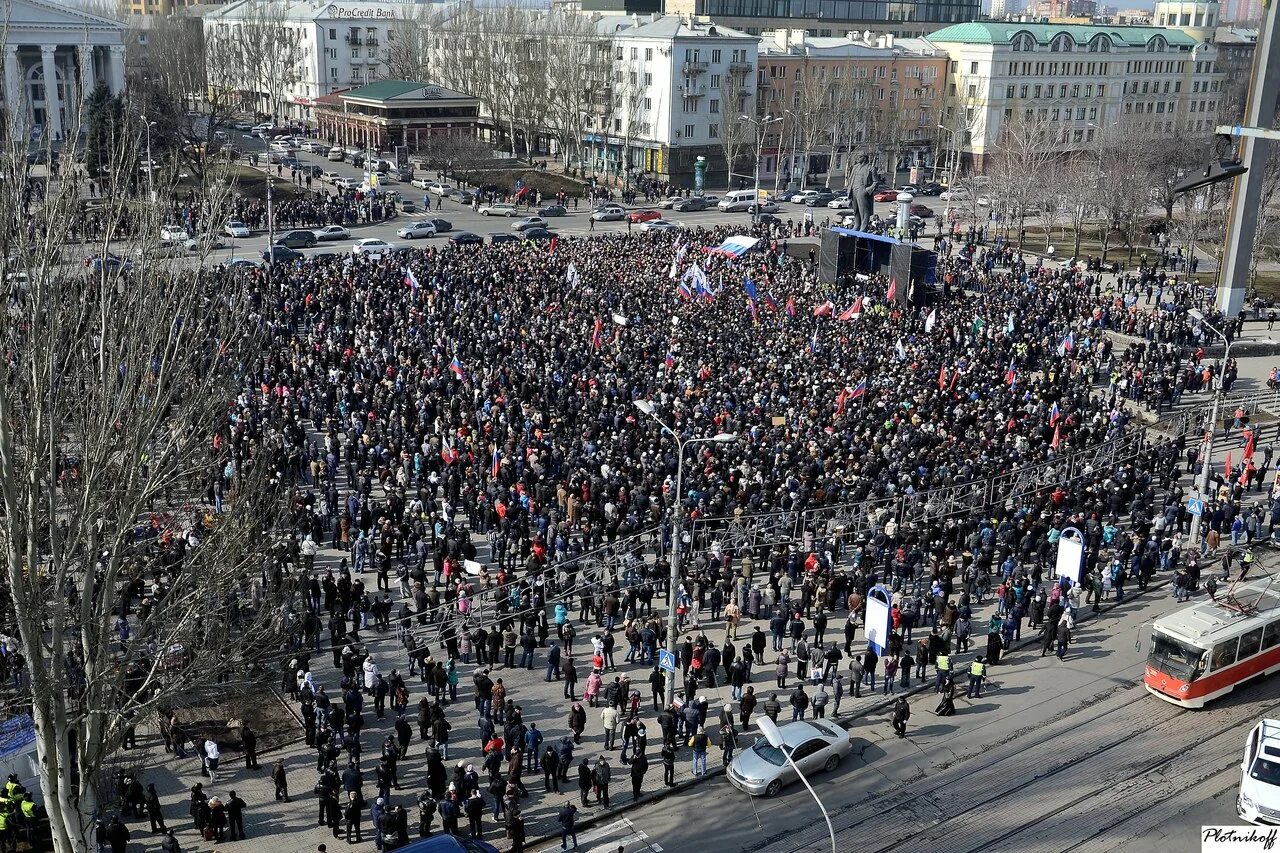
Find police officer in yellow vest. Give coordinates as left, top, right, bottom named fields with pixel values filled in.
left=934, top=652, right=951, bottom=693
left=967, top=656, right=987, bottom=699
left=1241, top=548, right=1256, bottom=582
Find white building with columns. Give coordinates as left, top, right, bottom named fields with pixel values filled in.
left=3, top=0, right=127, bottom=142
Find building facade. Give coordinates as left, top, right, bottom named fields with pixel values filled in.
left=755, top=32, right=947, bottom=188
left=927, top=22, right=1226, bottom=169
left=3, top=0, right=128, bottom=142
left=202, top=0, right=411, bottom=123
left=587, top=15, right=760, bottom=187
left=313, top=79, right=479, bottom=150
left=687, top=0, right=980, bottom=38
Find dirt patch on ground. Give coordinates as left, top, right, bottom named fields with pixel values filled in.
left=169, top=684, right=300, bottom=761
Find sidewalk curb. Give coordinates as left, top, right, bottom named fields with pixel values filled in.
left=523, top=573, right=1175, bottom=850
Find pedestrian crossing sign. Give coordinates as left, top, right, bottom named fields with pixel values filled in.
left=658, top=649, right=676, bottom=673
left=1186, top=497, right=1204, bottom=517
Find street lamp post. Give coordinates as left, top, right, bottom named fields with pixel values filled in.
left=1188, top=308, right=1231, bottom=552
left=633, top=400, right=736, bottom=707
left=936, top=124, right=960, bottom=222
left=757, top=717, right=836, bottom=853
left=740, top=114, right=782, bottom=224
left=141, top=115, right=156, bottom=203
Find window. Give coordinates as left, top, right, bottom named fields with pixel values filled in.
left=329, top=28, right=336, bottom=39
left=330, top=67, right=338, bottom=80
left=645, top=48, right=652, bottom=61
left=1029, top=85, right=1037, bottom=98
left=1240, top=627, right=1265, bottom=659
left=1212, top=638, right=1239, bottom=671
left=614, top=118, right=621, bottom=131
left=1076, top=107, right=1085, bottom=119
left=684, top=124, right=694, bottom=138
left=617, top=47, right=624, bottom=60
left=351, top=48, right=359, bottom=59
left=969, top=61, right=978, bottom=73
left=1012, top=33, right=1034, bottom=52
left=1071, top=84, right=1079, bottom=98
left=967, top=85, right=976, bottom=98
left=644, top=73, right=651, bottom=85
left=1006, top=85, right=1015, bottom=98
left=643, top=97, right=651, bottom=110
left=791, top=740, right=827, bottom=761
left=710, top=74, right=720, bottom=89
left=712, top=49, right=722, bottom=63
left=1051, top=108, right=1060, bottom=120
left=709, top=123, right=719, bottom=138
left=1262, top=620, right=1280, bottom=650
left=710, top=98, right=719, bottom=113
left=1088, top=107, right=1096, bottom=120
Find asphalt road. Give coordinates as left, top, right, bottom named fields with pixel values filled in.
left=531, top=569, right=1280, bottom=853
left=168, top=132, right=944, bottom=265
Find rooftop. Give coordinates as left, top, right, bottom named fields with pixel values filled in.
left=336, top=80, right=475, bottom=103
left=1155, top=575, right=1280, bottom=641
left=927, top=21, right=1201, bottom=47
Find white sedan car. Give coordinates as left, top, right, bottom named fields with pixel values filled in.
left=351, top=238, right=396, bottom=258
left=641, top=219, right=681, bottom=232
left=397, top=221, right=437, bottom=239
left=479, top=203, right=518, bottom=217
left=224, top=220, right=251, bottom=238
left=183, top=233, right=229, bottom=251
left=411, top=178, right=432, bottom=190
left=313, top=225, right=351, bottom=241
left=160, top=225, right=189, bottom=243
left=512, top=216, right=547, bottom=232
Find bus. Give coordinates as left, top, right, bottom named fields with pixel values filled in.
left=1146, top=576, right=1280, bottom=708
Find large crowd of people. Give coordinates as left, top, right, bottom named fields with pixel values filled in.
left=84, top=211, right=1276, bottom=851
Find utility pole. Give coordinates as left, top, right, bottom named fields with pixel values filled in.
left=1215, top=2, right=1280, bottom=316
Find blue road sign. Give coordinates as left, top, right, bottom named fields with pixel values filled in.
left=1186, top=498, right=1205, bottom=517
left=658, top=649, right=677, bottom=673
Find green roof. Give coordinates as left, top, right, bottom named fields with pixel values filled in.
left=927, top=22, right=1199, bottom=48
left=340, top=80, right=474, bottom=102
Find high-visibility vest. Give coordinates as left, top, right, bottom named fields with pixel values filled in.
left=0, top=811, right=11, bottom=830
left=937, top=654, right=950, bottom=672
left=970, top=661, right=985, bottom=678
left=19, top=801, right=33, bottom=818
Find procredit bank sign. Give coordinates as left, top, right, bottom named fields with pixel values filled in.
left=324, top=4, right=400, bottom=19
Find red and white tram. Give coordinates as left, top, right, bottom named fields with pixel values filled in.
left=1146, top=577, right=1280, bottom=708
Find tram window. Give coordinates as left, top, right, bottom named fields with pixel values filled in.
left=1265, top=621, right=1280, bottom=650
left=1240, top=627, right=1265, bottom=659
left=1212, top=638, right=1239, bottom=670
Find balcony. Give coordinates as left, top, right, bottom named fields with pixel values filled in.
left=729, top=60, right=753, bottom=73
left=682, top=61, right=708, bottom=75
left=346, top=35, right=363, bottom=46
left=367, top=37, right=379, bottom=47
left=681, top=82, right=706, bottom=97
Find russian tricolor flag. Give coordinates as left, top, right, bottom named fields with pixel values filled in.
left=404, top=267, right=420, bottom=291
left=1049, top=401, right=1061, bottom=426
left=449, top=357, right=466, bottom=381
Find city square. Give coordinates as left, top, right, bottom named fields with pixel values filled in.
left=0, top=1, right=1276, bottom=852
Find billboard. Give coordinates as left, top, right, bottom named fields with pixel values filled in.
left=865, top=586, right=892, bottom=657
left=1055, top=529, right=1085, bottom=584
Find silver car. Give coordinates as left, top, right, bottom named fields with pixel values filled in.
left=727, top=718, right=854, bottom=796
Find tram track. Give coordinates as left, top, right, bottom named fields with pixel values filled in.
left=750, top=672, right=1280, bottom=853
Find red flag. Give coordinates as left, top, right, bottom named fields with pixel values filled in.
left=813, top=300, right=834, bottom=318
left=1244, top=427, right=1257, bottom=460
left=549, top=236, right=558, bottom=254
left=886, top=278, right=898, bottom=301
left=592, top=317, right=603, bottom=351
left=1051, top=423, right=1061, bottom=449
left=938, top=365, right=947, bottom=391
left=1240, top=460, right=1254, bottom=486
left=836, top=387, right=849, bottom=415
left=1225, top=451, right=1233, bottom=478
left=949, top=369, right=960, bottom=391
left=837, top=296, right=863, bottom=322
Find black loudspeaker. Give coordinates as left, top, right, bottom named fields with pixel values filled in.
left=819, top=231, right=858, bottom=285
left=889, top=244, right=937, bottom=308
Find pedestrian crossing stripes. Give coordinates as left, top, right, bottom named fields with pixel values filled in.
left=570, top=816, right=663, bottom=853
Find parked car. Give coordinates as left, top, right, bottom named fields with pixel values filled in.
left=826, top=194, right=851, bottom=209
left=727, top=719, right=855, bottom=797
left=327, top=147, right=345, bottom=161
left=84, top=254, right=133, bottom=274
left=183, top=233, right=228, bottom=251
left=448, top=190, right=474, bottom=204
left=334, top=177, right=360, bottom=190
left=302, top=164, right=325, bottom=178
left=224, top=220, right=251, bottom=238
left=397, top=221, right=438, bottom=239
left=938, top=187, right=971, bottom=201
left=275, top=229, right=318, bottom=249
left=479, top=203, right=518, bottom=217
left=919, top=182, right=944, bottom=195
left=450, top=232, right=483, bottom=245
left=591, top=205, right=626, bottom=222
left=641, top=219, right=681, bottom=232
left=789, top=190, right=820, bottom=204
left=223, top=257, right=261, bottom=269
left=804, top=190, right=836, bottom=207
left=896, top=184, right=921, bottom=195
left=488, top=232, right=520, bottom=244
left=747, top=201, right=780, bottom=214
left=427, top=181, right=454, bottom=195
left=672, top=197, right=710, bottom=212
left=757, top=214, right=783, bottom=227
left=319, top=171, right=340, bottom=184
left=351, top=238, right=396, bottom=257
left=873, top=189, right=900, bottom=202
left=313, top=225, right=351, bottom=241
left=159, top=224, right=189, bottom=243
left=657, top=196, right=681, bottom=209
left=261, top=246, right=304, bottom=264
left=411, top=178, right=433, bottom=190
left=513, top=216, right=548, bottom=232
left=428, top=218, right=452, bottom=233
left=521, top=227, right=556, bottom=240
left=537, top=204, right=567, bottom=217
left=909, top=203, right=934, bottom=218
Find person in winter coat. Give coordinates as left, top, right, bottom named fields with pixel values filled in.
left=568, top=702, right=587, bottom=744
left=576, top=758, right=593, bottom=807
left=630, top=752, right=649, bottom=799
left=762, top=692, right=782, bottom=722
left=891, top=696, right=910, bottom=738
left=592, top=757, right=612, bottom=806
left=555, top=737, right=575, bottom=783
left=739, top=687, right=757, bottom=728
left=541, top=746, right=561, bottom=793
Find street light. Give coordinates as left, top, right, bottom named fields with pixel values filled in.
left=740, top=114, right=783, bottom=224
left=140, top=114, right=157, bottom=203
left=1187, top=307, right=1231, bottom=553
left=633, top=399, right=736, bottom=707
left=757, top=716, right=836, bottom=853
left=937, top=124, right=961, bottom=222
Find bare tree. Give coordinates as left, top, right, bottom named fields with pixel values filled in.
left=789, top=60, right=833, bottom=189
left=1094, top=118, right=1157, bottom=261
left=717, top=67, right=752, bottom=190
left=985, top=113, right=1058, bottom=247
left=234, top=0, right=303, bottom=122
left=0, top=112, right=286, bottom=853
left=382, top=5, right=433, bottom=82
left=544, top=13, right=608, bottom=173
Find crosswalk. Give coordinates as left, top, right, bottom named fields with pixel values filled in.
left=552, top=816, right=665, bottom=853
